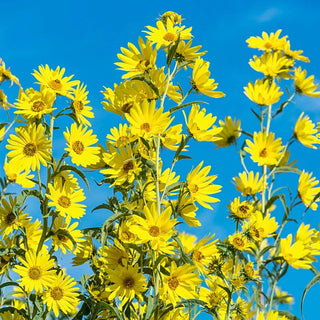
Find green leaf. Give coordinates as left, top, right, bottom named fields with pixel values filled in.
left=13, top=189, right=42, bottom=215
left=273, top=166, right=301, bottom=174
left=166, top=34, right=180, bottom=67
left=93, top=301, right=124, bottom=320
left=91, top=203, right=110, bottom=213
left=250, top=107, right=261, bottom=121
left=0, top=281, right=21, bottom=291
left=81, top=227, right=101, bottom=240
left=144, top=294, right=158, bottom=320
left=59, top=165, right=90, bottom=191
left=301, top=274, right=320, bottom=320
left=169, top=101, right=207, bottom=114
left=132, top=77, right=160, bottom=99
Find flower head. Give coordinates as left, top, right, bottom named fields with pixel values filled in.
left=246, top=30, right=287, bottom=51
left=298, top=170, right=320, bottom=211
left=294, top=67, right=320, bottom=97
left=233, top=171, right=265, bottom=196
left=213, top=116, right=241, bottom=147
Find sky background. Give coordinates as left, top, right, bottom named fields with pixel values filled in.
left=1, top=0, right=320, bottom=319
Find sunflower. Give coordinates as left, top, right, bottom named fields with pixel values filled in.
left=47, top=182, right=86, bottom=219
left=125, top=100, right=172, bottom=138
left=14, top=249, right=56, bottom=293
left=0, top=196, right=30, bottom=236
left=228, top=232, right=251, bottom=251
left=144, top=19, right=192, bottom=49
left=6, top=123, right=51, bottom=171
left=33, top=64, right=79, bottom=98
left=191, top=58, right=225, bottom=98
left=233, top=171, right=265, bottom=196
left=298, top=170, right=320, bottom=211
left=213, top=116, right=241, bottom=148
left=294, top=112, right=320, bottom=149
left=64, top=123, right=100, bottom=167
left=173, top=40, right=206, bottom=65
left=183, top=104, right=222, bottom=142
left=14, top=87, right=56, bottom=119
left=245, top=131, right=283, bottom=166
left=106, top=123, right=137, bottom=146
left=227, top=197, right=255, bottom=220
left=42, top=271, right=80, bottom=317
left=4, top=158, right=35, bottom=188
left=161, top=261, right=201, bottom=307
left=186, top=161, right=221, bottom=210
left=294, top=67, right=320, bottom=97
left=115, top=37, right=157, bottom=79
left=52, top=216, right=84, bottom=254
left=244, top=79, right=283, bottom=106
left=246, top=30, right=287, bottom=51
left=108, top=264, right=147, bottom=305
left=71, top=83, right=94, bottom=126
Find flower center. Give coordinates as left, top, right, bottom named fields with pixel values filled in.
left=140, top=123, right=151, bottom=132
left=123, top=277, right=135, bottom=289
left=163, top=32, right=176, bottom=42
left=118, top=136, right=129, bottom=144
left=193, top=251, right=204, bottom=262
left=264, top=42, right=272, bottom=49
left=149, top=226, right=160, bottom=237
left=73, top=100, right=84, bottom=112
left=4, top=212, right=16, bottom=225
left=58, top=196, right=71, bottom=208
left=29, top=266, right=42, bottom=280
left=23, top=143, right=37, bottom=156
left=123, top=161, right=134, bottom=172
left=259, top=147, right=268, bottom=158
left=7, top=173, right=17, bottom=182
left=72, top=141, right=85, bottom=155
left=121, top=102, right=133, bottom=113
left=57, top=234, right=68, bottom=242
left=137, top=59, right=151, bottom=71
left=233, top=237, right=245, bottom=249
left=49, top=79, right=63, bottom=91
left=168, top=277, right=179, bottom=290
left=189, top=183, right=199, bottom=193
left=32, top=101, right=45, bottom=112
left=51, top=286, right=64, bottom=300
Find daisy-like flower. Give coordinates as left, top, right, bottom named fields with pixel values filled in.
left=282, top=40, right=310, bottom=62
left=228, top=197, right=255, bottom=220
left=191, top=58, right=225, bottom=98
left=129, top=202, right=177, bottom=253
left=161, top=261, right=201, bottom=307
left=173, top=40, right=207, bottom=65
left=161, top=124, right=184, bottom=151
left=0, top=196, right=30, bottom=236
left=47, top=182, right=86, bottom=219
left=33, top=64, right=79, bottom=98
left=4, top=158, right=35, bottom=188
left=6, top=123, right=51, bottom=171
left=228, top=232, right=251, bottom=251
left=294, top=112, right=320, bottom=149
left=108, top=264, right=147, bottom=305
left=14, top=249, right=56, bottom=293
left=249, top=51, right=293, bottom=78
left=246, top=30, right=287, bottom=51
left=64, top=123, right=100, bottom=167
left=101, top=144, right=141, bottom=187
left=0, top=58, right=20, bottom=86
left=43, top=271, right=80, bottom=317
left=233, top=171, right=265, bottom=196
left=294, top=67, right=320, bottom=97
left=14, top=87, right=56, bottom=119
left=125, top=100, right=172, bottom=138
left=52, top=216, right=84, bottom=254
left=106, top=123, right=136, bottom=146
left=72, top=237, right=94, bottom=266
left=183, top=104, right=222, bottom=142
left=144, top=19, right=192, bottom=49
left=160, top=11, right=182, bottom=25
left=71, top=83, right=94, bottom=127
left=245, top=131, right=283, bottom=166
left=244, top=79, right=283, bottom=106
left=257, top=310, right=291, bottom=320
left=173, top=193, right=200, bottom=227
left=115, top=37, right=157, bottom=79
left=298, top=170, right=320, bottom=211
left=187, top=161, right=221, bottom=210
left=213, top=116, right=241, bottom=147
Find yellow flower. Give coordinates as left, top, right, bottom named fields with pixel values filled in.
left=213, top=116, right=241, bottom=147
left=280, top=234, right=312, bottom=269
left=64, top=123, right=100, bottom=167
left=6, top=123, right=51, bottom=171
left=173, top=193, right=200, bottom=227
left=160, top=11, right=182, bottom=25
left=126, top=100, right=172, bottom=138
left=33, top=64, right=79, bottom=98
left=244, top=79, right=283, bottom=106
left=246, top=30, right=287, bottom=51
left=173, top=40, right=207, bottom=65
left=0, top=90, right=9, bottom=110
left=0, top=126, right=5, bottom=141
left=43, top=272, right=80, bottom=317
left=106, top=123, right=136, bottom=146
left=298, top=170, right=320, bottom=211
left=0, top=58, right=20, bottom=86
left=294, top=67, right=320, bottom=97
left=72, top=237, right=94, bottom=266
left=228, top=197, right=255, bottom=220
left=71, top=83, right=94, bottom=126
left=14, top=249, right=56, bottom=293
left=14, top=87, right=56, bottom=119
left=249, top=51, right=293, bottom=78
left=191, top=58, right=225, bottom=97
left=4, top=158, right=35, bottom=188
left=229, top=232, right=251, bottom=251
left=245, top=131, right=283, bottom=166
left=183, top=104, right=222, bottom=142
left=257, top=310, right=290, bottom=320
left=187, top=161, right=221, bottom=210
left=145, top=19, right=192, bottom=49
left=0, top=310, right=25, bottom=320
left=108, top=264, right=147, bottom=305
left=161, top=124, right=185, bottom=151
left=47, top=182, right=86, bottom=219
left=282, top=40, right=309, bottom=62
left=294, top=112, right=320, bottom=149
left=161, top=261, right=201, bottom=307
left=115, top=37, right=157, bottom=79
left=233, top=171, right=265, bottom=196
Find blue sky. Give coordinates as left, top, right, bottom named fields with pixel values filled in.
left=1, top=0, right=320, bottom=318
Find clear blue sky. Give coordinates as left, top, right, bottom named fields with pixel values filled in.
left=1, top=0, right=320, bottom=318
